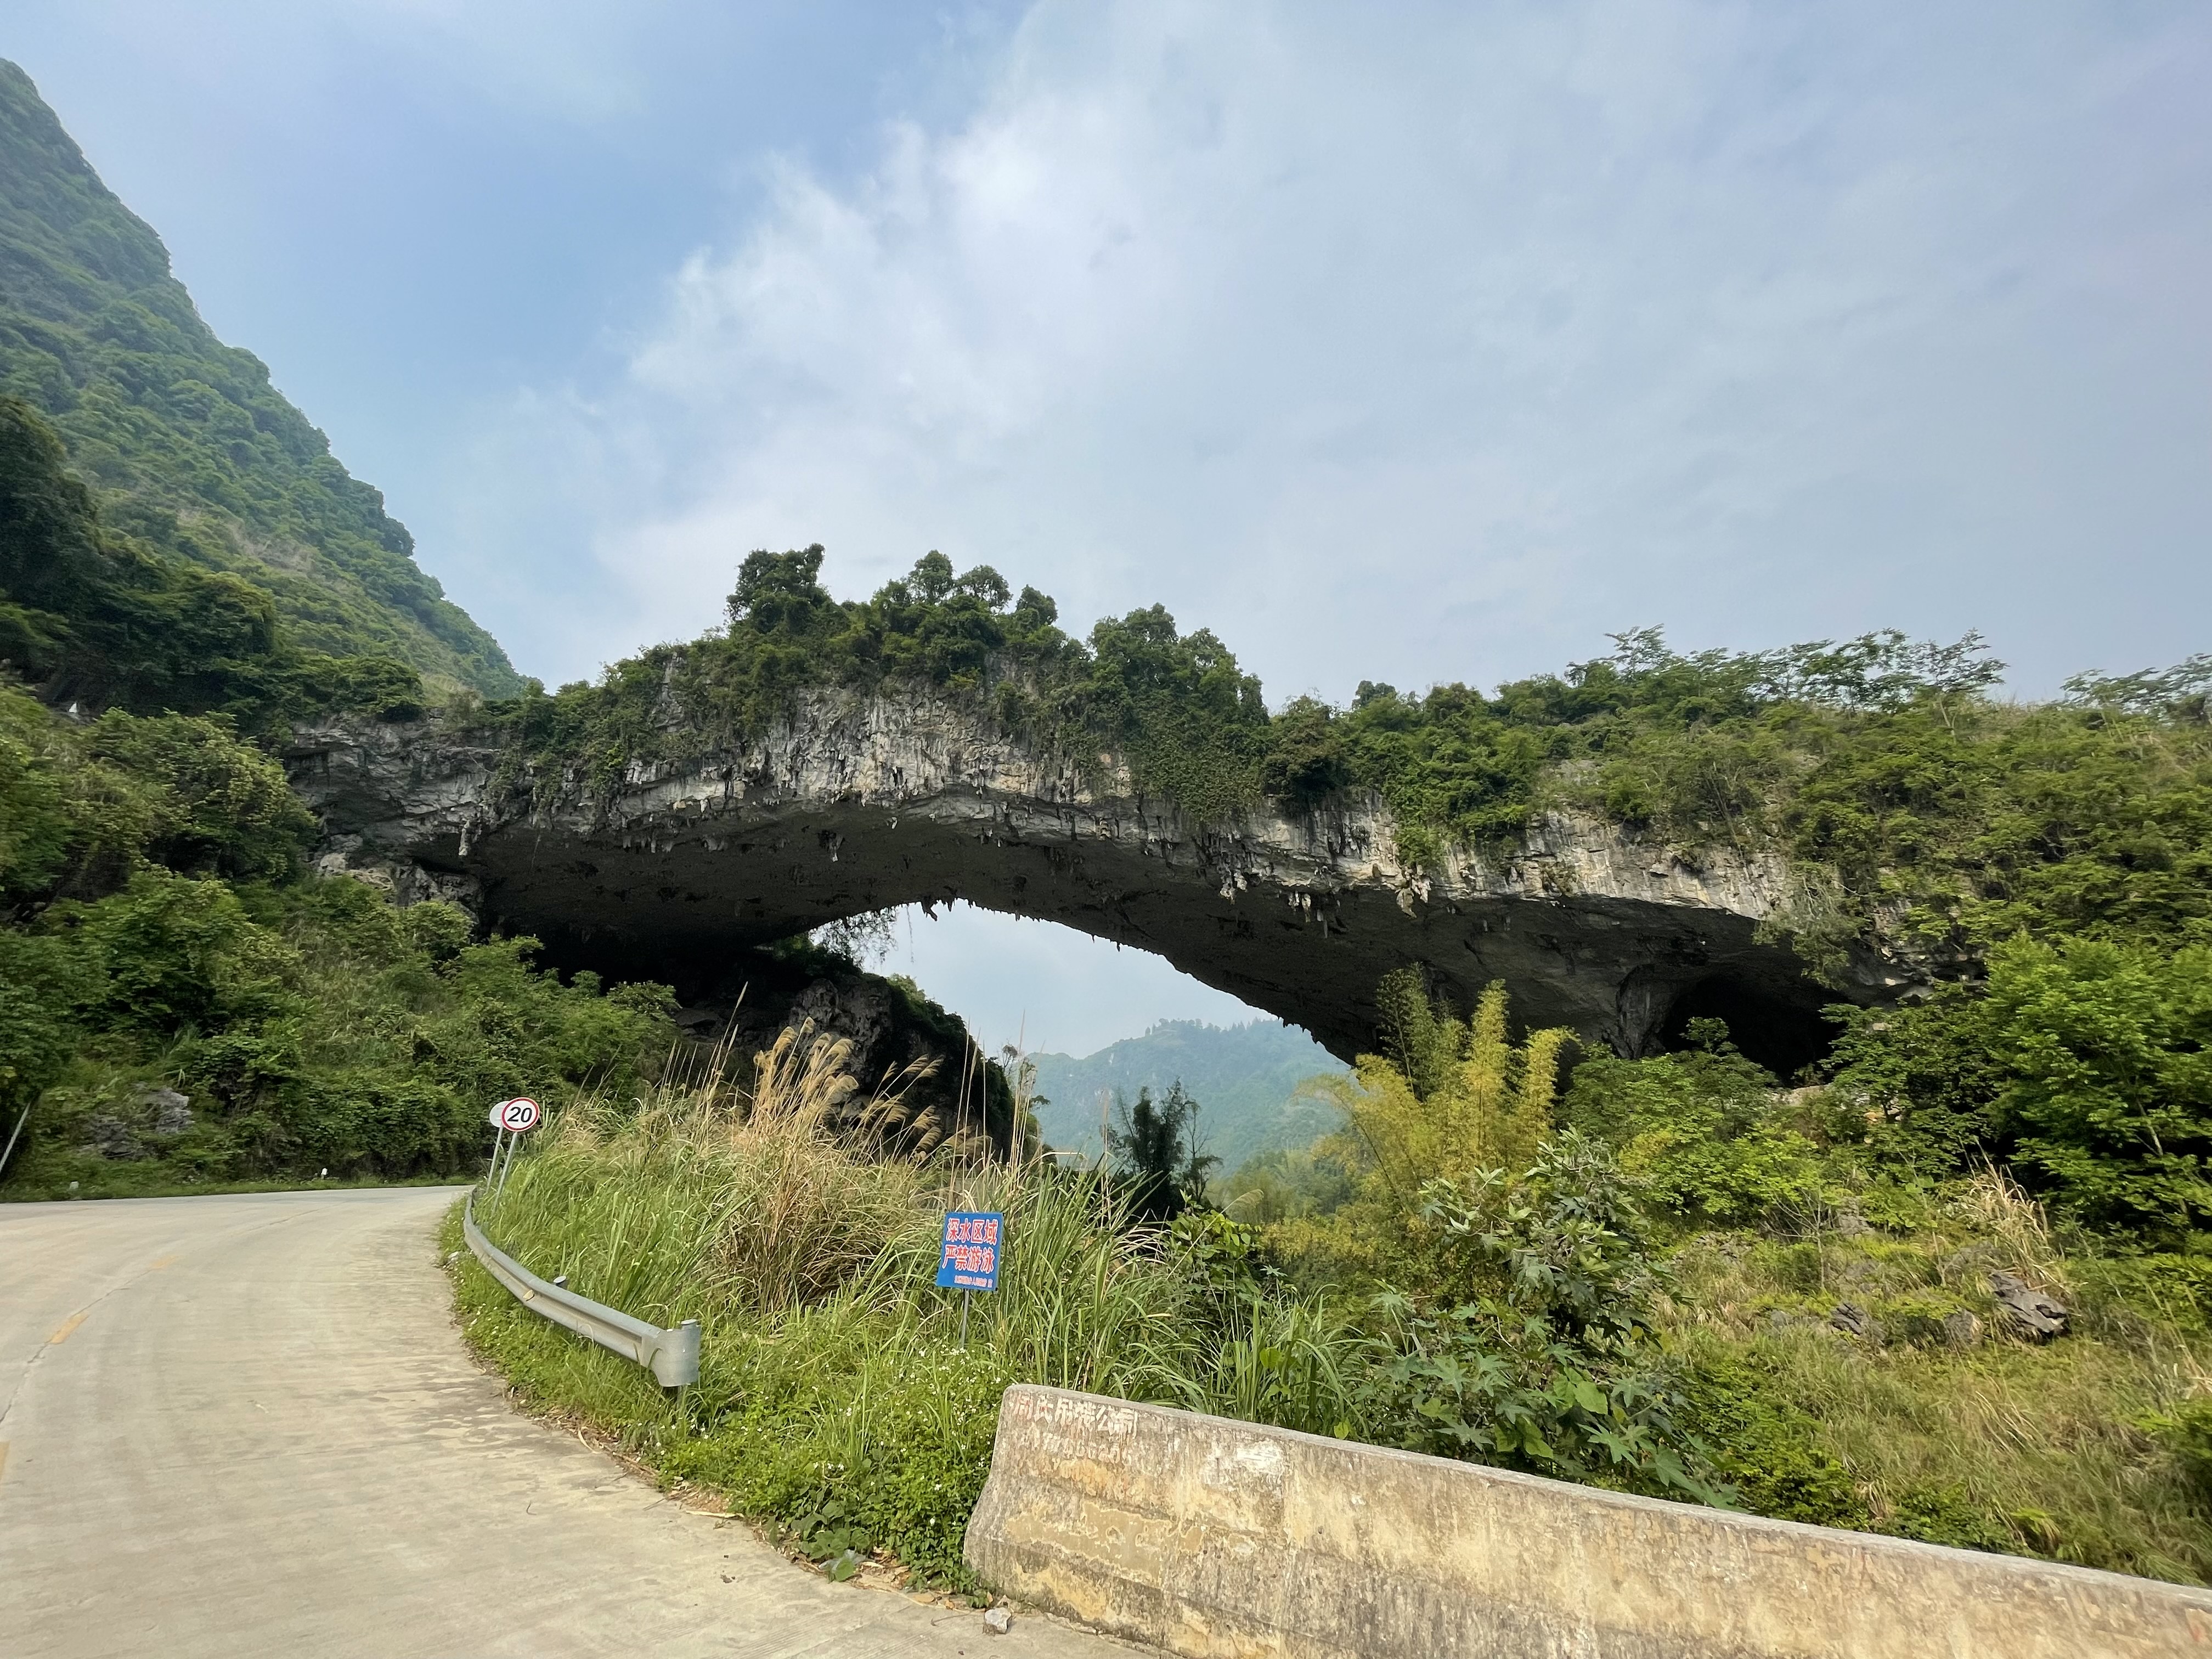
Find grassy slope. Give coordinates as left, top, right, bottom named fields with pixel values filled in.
left=445, top=1042, right=2212, bottom=1598
left=0, top=59, right=519, bottom=697
left=1665, top=1191, right=2212, bottom=1582
left=442, top=1202, right=1017, bottom=1597
left=438, top=1053, right=1372, bottom=1596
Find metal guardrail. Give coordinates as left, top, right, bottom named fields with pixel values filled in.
left=462, top=1193, right=701, bottom=1387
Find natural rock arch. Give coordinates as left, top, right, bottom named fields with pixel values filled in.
left=289, top=688, right=1919, bottom=1064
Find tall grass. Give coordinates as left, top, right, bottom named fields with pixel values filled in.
left=448, top=1024, right=1360, bottom=1588
left=450, top=1029, right=2212, bottom=1591
left=1669, top=1170, right=2212, bottom=1583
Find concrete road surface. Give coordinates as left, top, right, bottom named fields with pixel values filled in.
left=0, top=1187, right=1129, bottom=1658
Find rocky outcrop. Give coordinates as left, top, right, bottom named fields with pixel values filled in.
left=69, top=1087, right=194, bottom=1163
left=287, top=687, right=1923, bottom=1065
left=1989, top=1272, right=2069, bottom=1341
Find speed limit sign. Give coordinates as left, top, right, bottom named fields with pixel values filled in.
left=488, top=1097, right=541, bottom=1133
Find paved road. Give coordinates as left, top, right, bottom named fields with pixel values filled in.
left=0, top=1188, right=1127, bottom=1658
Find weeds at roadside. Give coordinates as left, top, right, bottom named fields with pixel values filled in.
left=451, top=1006, right=2212, bottom=1593
left=444, top=1026, right=1358, bottom=1592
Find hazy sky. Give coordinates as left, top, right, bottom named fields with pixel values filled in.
left=11, top=3, right=2210, bottom=1055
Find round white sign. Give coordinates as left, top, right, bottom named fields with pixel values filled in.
left=488, top=1097, right=541, bottom=1133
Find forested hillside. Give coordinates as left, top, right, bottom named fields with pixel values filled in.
left=1030, top=1020, right=1344, bottom=1171
left=0, top=398, right=1013, bottom=1197
left=0, top=396, right=667, bottom=1194
left=0, top=60, right=518, bottom=698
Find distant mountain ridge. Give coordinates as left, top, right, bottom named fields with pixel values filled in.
left=1030, top=1019, right=1347, bottom=1175
left=0, top=60, right=518, bottom=697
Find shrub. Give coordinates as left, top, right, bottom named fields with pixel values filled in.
left=66, top=868, right=300, bottom=1037
left=1830, top=936, right=2212, bottom=1235
left=1562, top=1029, right=1825, bottom=1229
left=84, top=709, right=312, bottom=879
left=1361, top=1133, right=1731, bottom=1504
left=1983, top=936, right=2212, bottom=1234
left=0, top=929, right=86, bottom=1110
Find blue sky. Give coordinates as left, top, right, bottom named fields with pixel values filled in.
left=10, top=3, right=2210, bottom=1056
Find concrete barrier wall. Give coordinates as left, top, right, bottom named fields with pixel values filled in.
left=964, top=1384, right=2212, bottom=1658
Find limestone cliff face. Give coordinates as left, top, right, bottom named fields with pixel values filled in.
left=288, top=686, right=1921, bottom=1064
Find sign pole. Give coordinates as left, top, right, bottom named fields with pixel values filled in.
left=482, top=1098, right=543, bottom=1220
left=492, top=1129, right=520, bottom=1212
left=960, top=1290, right=971, bottom=1346
left=0, top=1101, right=34, bottom=1181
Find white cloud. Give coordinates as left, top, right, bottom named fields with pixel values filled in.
left=495, top=1, right=2208, bottom=699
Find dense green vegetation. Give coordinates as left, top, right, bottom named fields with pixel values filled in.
left=3, top=396, right=430, bottom=726
left=0, top=393, right=667, bottom=1194
left=0, top=60, right=518, bottom=697
left=495, top=543, right=1306, bottom=825
left=454, top=958, right=2212, bottom=1592
left=0, top=671, right=680, bottom=1195
left=1194, top=967, right=2212, bottom=1579
left=0, top=76, right=675, bottom=1197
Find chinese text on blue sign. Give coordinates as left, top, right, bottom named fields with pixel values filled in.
left=936, top=1211, right=1003, bottom=1292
